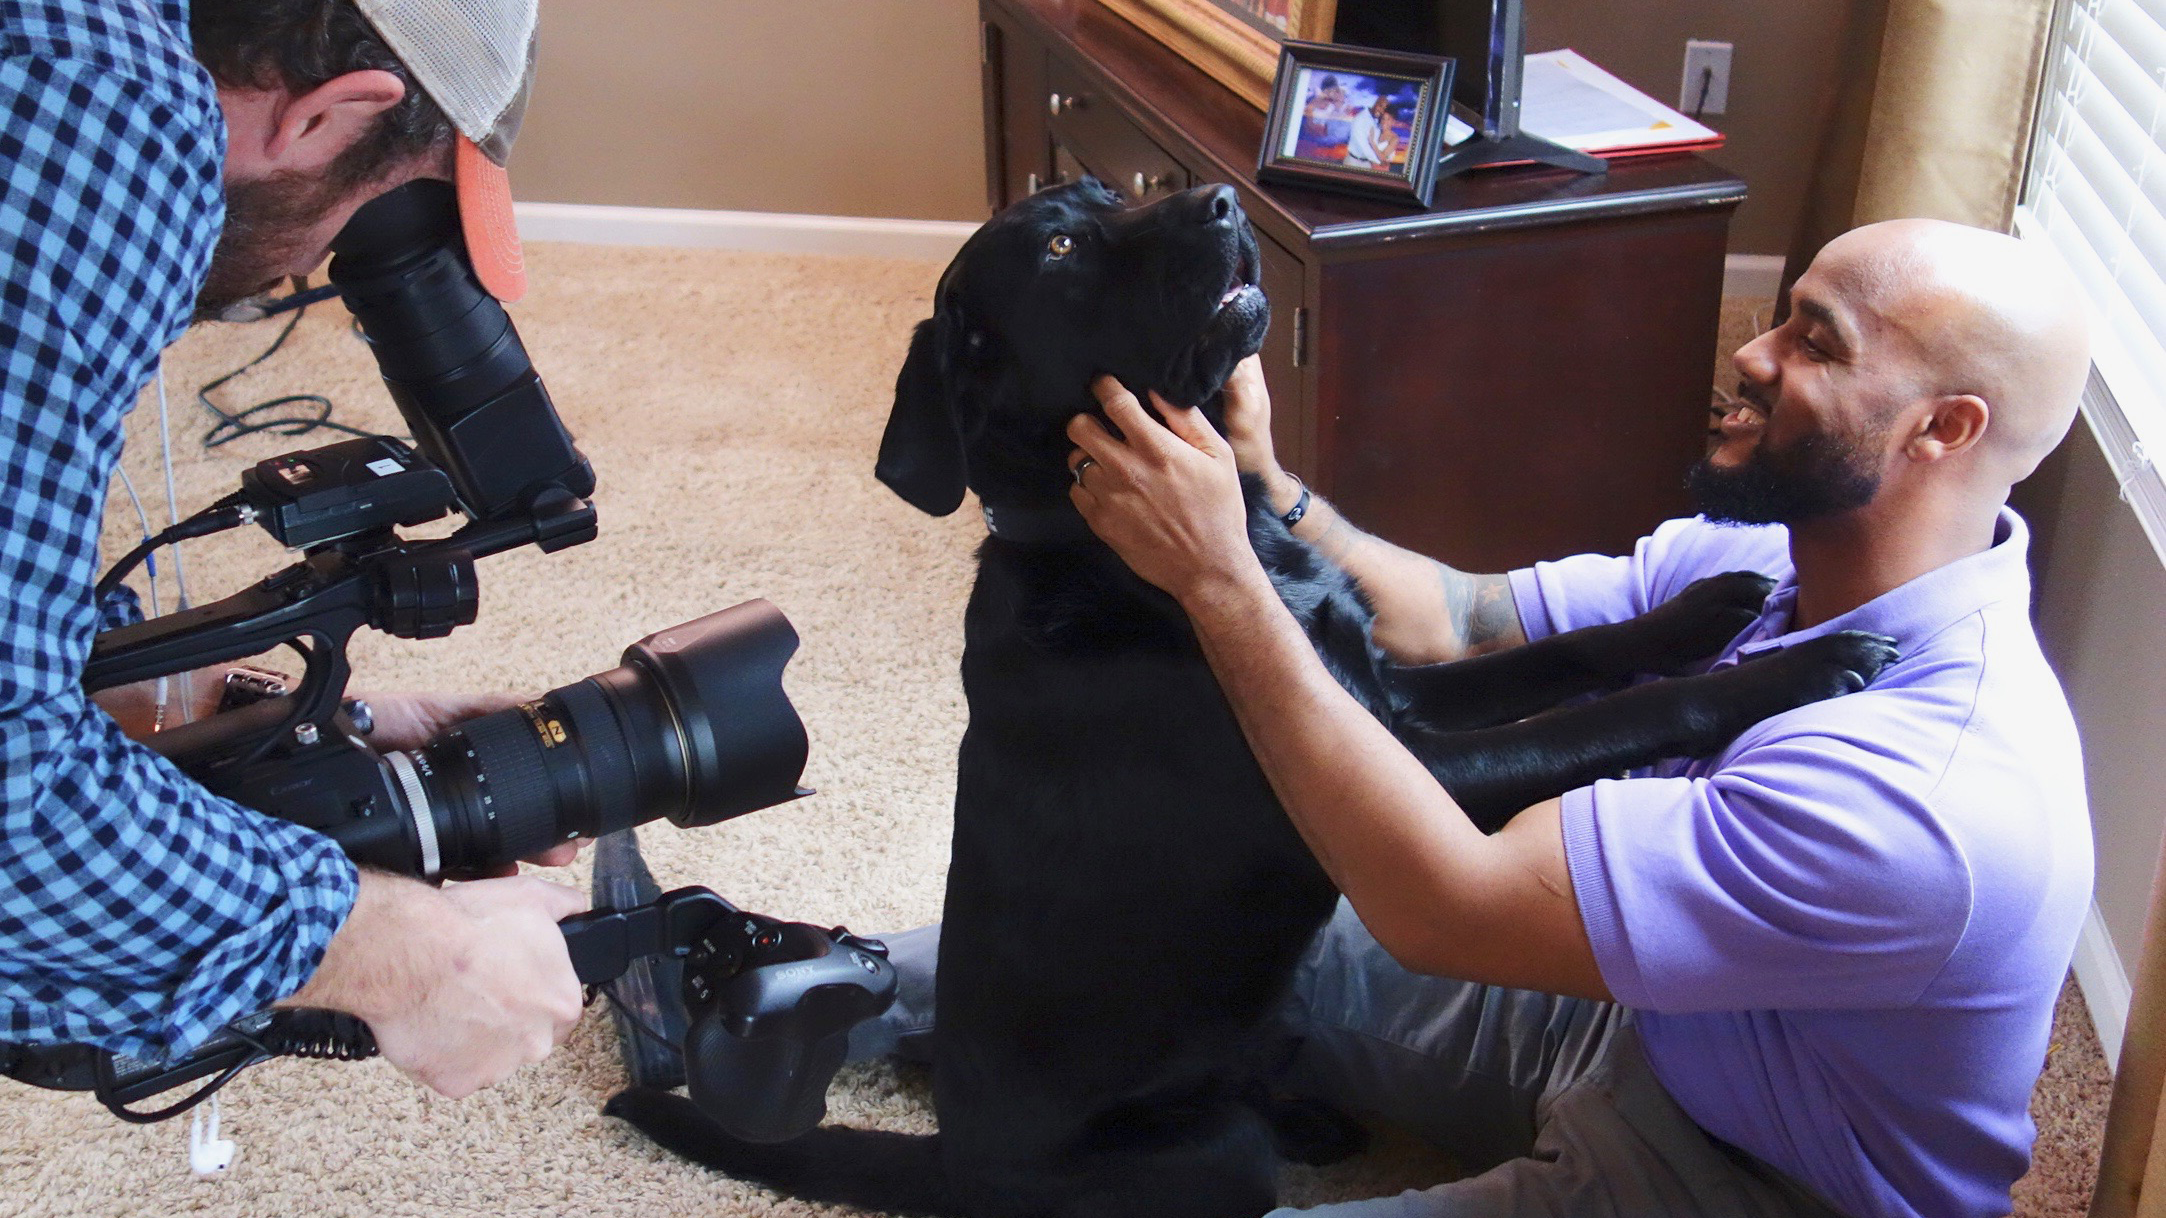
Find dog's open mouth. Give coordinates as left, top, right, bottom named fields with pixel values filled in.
left=1217, top=282, right=1262, bottom=312
left=1201, top=242, right=1266, bottom=334
left=1154, top=240, right=1268, bottom=403
left=1214, top=244, right=1262, bottom=315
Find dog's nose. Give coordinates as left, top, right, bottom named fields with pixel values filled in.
left=1187, top=184, right=1239, bottom=229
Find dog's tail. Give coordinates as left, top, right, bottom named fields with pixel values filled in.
left=605, top=1087, right=958, bottom=1216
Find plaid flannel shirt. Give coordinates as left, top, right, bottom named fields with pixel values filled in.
left=1, top=0, right=358, bottom=1059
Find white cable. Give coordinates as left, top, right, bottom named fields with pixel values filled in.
left=110, top=463, right=162, bottom=621
left=154, top=362, right=191, bottom=609
left=153, top=361, right=195, bottom=726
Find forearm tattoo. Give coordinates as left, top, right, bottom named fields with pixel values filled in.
left=1435, top=562, right=1520, bottom=652
left=1466, top=574, right=1520, bottom=649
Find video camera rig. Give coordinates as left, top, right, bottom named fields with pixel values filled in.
left=0, top=179, right=894, bottom=1145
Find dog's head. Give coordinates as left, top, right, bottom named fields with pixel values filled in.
left=877, top=178, right=1269, bottom=516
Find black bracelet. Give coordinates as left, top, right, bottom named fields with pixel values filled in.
left=1279, top=474, right=1312, bottom=529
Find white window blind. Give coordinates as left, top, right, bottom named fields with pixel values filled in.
left=2020, top=0, right=2166, bottom=559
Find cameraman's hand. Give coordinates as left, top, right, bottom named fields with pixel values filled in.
left=358, top=690, right=521, bottom=752
left=358, top=691, right=583, bottom=870
left=1219, top=355, right=1303, bottom=517
left=280, top=871, right=588, bottom=1099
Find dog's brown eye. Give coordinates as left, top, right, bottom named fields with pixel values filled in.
left=1047, top=234, right=1075, bottom=260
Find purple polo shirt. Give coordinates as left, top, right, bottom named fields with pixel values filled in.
left=1509, top=511, right=2092, bottom=1218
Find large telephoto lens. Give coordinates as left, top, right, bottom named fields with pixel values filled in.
left=377, top=600, right=809, bottom=876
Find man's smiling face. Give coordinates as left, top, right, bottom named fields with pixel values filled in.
left=1689, top=239, right=1916, bottom=526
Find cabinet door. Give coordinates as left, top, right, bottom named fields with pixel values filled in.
left=981, top=7, right=1052, bottom=210
left=1255, top=227, right=1310, bottom=481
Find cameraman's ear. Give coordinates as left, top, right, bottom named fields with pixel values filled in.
left=876, top=317, right=970, bottom=516
left=223, top=70, right=407, bottom=179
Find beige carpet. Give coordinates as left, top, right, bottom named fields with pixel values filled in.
left=0, top=244, right=2104, bottom=1215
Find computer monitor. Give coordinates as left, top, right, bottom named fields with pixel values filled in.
left=1332, top=0, right=1604, bottom=176
left=1333, top=0, right=1521, bottom=137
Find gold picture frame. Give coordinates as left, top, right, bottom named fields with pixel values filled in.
left=1098, top=0, right=1341, bottom=111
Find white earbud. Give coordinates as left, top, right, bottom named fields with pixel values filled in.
left=187, top=1095, right=238, bottom=1179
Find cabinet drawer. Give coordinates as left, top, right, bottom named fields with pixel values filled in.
left=1046, top=57, right=1187, bottom=202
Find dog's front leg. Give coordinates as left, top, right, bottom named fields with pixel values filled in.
left=1388, top=570, right=1775, bottom=732
left=1404, top=629, right=1897, bottom=831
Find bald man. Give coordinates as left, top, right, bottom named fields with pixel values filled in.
left=1057, top=219, right=2096, bottom=1218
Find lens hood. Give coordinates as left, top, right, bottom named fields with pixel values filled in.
left=622, top=600, right=811, bottom=826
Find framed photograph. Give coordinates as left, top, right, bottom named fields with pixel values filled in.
left=1097, top=0, right=1339, bottom=110
left=1256, top=41, right=1454, bottom=208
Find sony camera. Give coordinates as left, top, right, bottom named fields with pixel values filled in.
left=0, top=181, right=894, bottom=1142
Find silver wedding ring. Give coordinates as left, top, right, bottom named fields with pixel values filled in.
left=1072, top=456, right=1097, bottom=486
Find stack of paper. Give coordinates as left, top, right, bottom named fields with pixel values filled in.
left=1518, top=49, right=1723, bottom=157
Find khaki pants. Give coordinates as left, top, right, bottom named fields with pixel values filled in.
left=848, top=900, right=1851, bottom=1218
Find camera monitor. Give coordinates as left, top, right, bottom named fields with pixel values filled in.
left=1333, top=0, right=1605, bottom=177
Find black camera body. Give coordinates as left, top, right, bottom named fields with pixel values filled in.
left=0, top=181, right=890, bottom=1142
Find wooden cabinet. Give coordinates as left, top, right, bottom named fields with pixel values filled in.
left=981, top=0, right=1747, bottom=571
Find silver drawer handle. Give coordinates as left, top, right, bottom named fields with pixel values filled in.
left=1132, top=171, right=1173, bottom=196
left=1049, top=92, right=1080, bottom=117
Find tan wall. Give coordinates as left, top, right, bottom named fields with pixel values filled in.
left=515, top=1, right=1843, bottom=254
left=514, top=0, right=988, bottom=222
left=2023, top=429, right=2166, bottom=992
left=1524, top=0, right=1850, bottom=256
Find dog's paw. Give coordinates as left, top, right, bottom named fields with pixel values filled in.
left=1776, top=629, right=1901, bottom=697
left=1674, top=630, right=1897, bottom=757
left=1639, top=571, right=1777, bottom=671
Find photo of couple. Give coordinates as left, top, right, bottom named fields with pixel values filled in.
left=1279, top=68, right=1426, bottom=173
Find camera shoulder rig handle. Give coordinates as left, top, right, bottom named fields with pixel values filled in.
left=558, top=886, right=740, bottom=986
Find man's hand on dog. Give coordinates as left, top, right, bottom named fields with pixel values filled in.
left=1218, top=355, right=1306, bottom=518
left=1069, top=375, right=1268, bottom=607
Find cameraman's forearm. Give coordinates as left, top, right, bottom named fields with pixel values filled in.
left=275, top=870, right=450, bottom=1024
left=1263, top=470, right=1524, bottom=664
left=90, top=664, right=232, bottom=740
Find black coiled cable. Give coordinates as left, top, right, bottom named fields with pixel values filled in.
left=246, top=1009, right=378, bottom=1062
left=92, top=1009, right=381, bottom=1123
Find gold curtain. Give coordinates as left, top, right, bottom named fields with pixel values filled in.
left=1783, top=0, right=2057, bottom=289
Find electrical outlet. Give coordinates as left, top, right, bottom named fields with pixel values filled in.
left=1681, top=39, right=1732, bottom=116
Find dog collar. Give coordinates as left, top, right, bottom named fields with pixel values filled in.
left=981, top=501, right=1098, bottom=546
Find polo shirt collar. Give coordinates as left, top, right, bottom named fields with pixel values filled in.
left=1731, top=507, right=2032, bottom=660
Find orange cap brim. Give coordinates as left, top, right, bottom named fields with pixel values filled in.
left=456, top=136, right=526, bottom=303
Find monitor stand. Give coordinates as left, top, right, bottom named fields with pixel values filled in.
left=1438, top=130, right=1608, bottom=178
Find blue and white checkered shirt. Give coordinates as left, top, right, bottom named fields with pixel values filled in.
left=1, top=0, right=359, bottom=1059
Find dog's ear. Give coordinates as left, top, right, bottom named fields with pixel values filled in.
left=877, top=316, right=970, bottom=516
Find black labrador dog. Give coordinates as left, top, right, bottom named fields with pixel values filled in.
left=607, top=180, right=1894, bottom=1216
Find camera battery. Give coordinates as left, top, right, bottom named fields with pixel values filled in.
left=241, top=436, right=458, bottom=548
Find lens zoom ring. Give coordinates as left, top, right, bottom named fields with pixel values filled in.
left=454, top=710, right=558, bottom=866
left=552, top=680, right=642, bottom=836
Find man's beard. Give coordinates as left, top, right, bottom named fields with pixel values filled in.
left=193, top=172, right=351, bottom=322
left=1687, top=414, right=1885, bottom=526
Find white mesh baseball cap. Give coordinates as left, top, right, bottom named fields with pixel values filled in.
left=353, top=0, right=538, bottom=302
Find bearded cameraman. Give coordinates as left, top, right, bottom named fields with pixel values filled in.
left=1, top=0, right=590, bottom=1098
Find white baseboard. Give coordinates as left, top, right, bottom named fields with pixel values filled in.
left=2074, top=901, right=2134, bottom=1070
left=1723, top=253, right=1785, bottom=299
left=511, top=201, right=979, bottom=262
left=516, top=203, right=1788, bottom=293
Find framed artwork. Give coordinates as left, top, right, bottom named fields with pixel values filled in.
left=1097, top=0, right=1340, bottom=110
left=1256, top=40, right=1453, bottom=207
